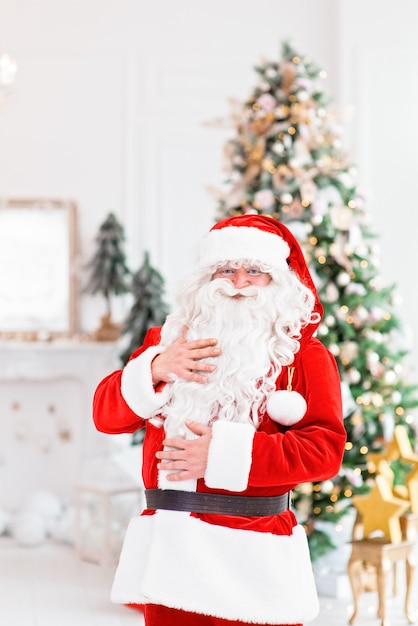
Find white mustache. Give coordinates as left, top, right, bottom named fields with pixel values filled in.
left=211, top=280, right=260, bottom=298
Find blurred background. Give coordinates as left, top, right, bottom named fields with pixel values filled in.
left=1, top=1, right=418, bottom=624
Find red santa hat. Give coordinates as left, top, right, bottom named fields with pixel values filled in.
left=199, top=214, right=321, bottom=310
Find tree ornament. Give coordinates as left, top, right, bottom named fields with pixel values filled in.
left=330, top=205, right=354, bottom=231
left=347, top=368, right=361, bottom=384
left=266, top=367, right=307, bottom=426
left=336, top=271, right=351, bottom=287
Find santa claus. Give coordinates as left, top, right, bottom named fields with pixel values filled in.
left=93, top=214, right=346, bottom=626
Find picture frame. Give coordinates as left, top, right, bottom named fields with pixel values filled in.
left=0, top=198, right=78, bottom=339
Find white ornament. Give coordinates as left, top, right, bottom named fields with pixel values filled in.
left=272, top=142, right=284, bottom=155
left=12, top=512, right=47, bottom=547
left=286, top=220, right=311, bottom=243
left=297, top=89, right=309, bottom=102
left=320, top=480, right=334, bottom=494
left=336, top=272, right=351, bottom=287
left=49, top=506, right=76, bottom=545
left=280, top=192, right=293, bottom=205
left=347, top=368, right=361, bottom=384
left=23, top=489, right=63, bottom=525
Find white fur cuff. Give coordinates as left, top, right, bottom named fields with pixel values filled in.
left=205, top=421, right=255, bottom=492
left=121, top=346, right=171, bottom=418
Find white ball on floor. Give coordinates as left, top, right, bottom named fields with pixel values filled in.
left=49, top=506, right=76, bottom=545
left=24, top=489, right=63, bottom=522
left=12, top=512, right=47, bottom=547
left=0, top=508, right=10, bottom=536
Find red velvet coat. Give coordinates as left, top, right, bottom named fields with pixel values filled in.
left=93, top=213, right=346, bottom=625
left=93, top=326, right=346, bottom=624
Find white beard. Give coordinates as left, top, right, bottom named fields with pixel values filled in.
left=159, top=280, right=287, bottom=439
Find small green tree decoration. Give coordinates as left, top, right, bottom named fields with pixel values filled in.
left=121, top=251, right=170, bottom=445
left=84, top=212, right=131, bottom=340
left=120, top=251, right=170, bottom=366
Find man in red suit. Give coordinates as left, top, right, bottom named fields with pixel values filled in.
left=93, top=214, right=346, bottom=626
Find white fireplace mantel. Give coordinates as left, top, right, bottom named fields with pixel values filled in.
left=0, top=339, right=120, bottom=381
left=0, top=339, right=128, bottom=510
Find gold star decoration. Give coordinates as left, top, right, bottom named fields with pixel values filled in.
left=393, top=425, right=418, bottom=464
left=405, top=464, right=418, bottom=514
left=367, top=425, right=418, bottom=470
left=352, top=474, right=410, bottom=544
left=367, top=445, right=397, bottom=472
left=373, top=459, right=395, bottom=487
left=374, top=426, right=418, bottom=514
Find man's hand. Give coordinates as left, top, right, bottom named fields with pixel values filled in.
left=156, top=421, right=212, bottom=481
left=151, top=325, right=221, bottom=385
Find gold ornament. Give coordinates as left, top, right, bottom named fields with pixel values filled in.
left=244, top=136, right=266, bottom=166
left=288, top=199, right=304, bottom=219
left=261, top=157, right=275, bottom=172
left=248, top=112, right=275, bottom=136
left=272, top=164, right=293, bottom=189
left=280, top=61, right=296, bottom=91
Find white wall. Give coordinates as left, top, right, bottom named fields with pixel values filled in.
left=339, top=0, right=418, bottom=374
left=0, top=0, right=417, bottom=375
left=0, top=0, right=340, bottom=330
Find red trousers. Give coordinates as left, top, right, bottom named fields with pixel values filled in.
left=143, top=603, right=302, bottom=626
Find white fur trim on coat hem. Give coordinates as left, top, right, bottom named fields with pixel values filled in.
left=121, top=346, right=171, bottom=418
left=204, top=421, right=255, bottom=492
left=111, top=511, right=319, bottom=624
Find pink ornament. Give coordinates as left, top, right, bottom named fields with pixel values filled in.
left=256, top=93, right=276, bottom=111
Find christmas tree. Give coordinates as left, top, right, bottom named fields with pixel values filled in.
left=214, top=41, right=418, bottom=559
left=84, top=212, right=131, bottom=340
left=120, top=251, right=170, bottom=366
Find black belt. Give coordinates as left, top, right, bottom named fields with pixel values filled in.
left=145, top=489, right=291, bottom=517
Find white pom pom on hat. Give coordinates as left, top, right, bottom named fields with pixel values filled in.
left=266, top=366, right=307, bottom=426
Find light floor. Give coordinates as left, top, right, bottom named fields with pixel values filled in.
left=1, top=536, right=417, bottom=626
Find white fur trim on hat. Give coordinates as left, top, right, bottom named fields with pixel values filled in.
left=204, top=421, right=255, bottom=492
left=121, top=346, right=171, bottom=418
left=199, top=225, right=290, bottom=271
